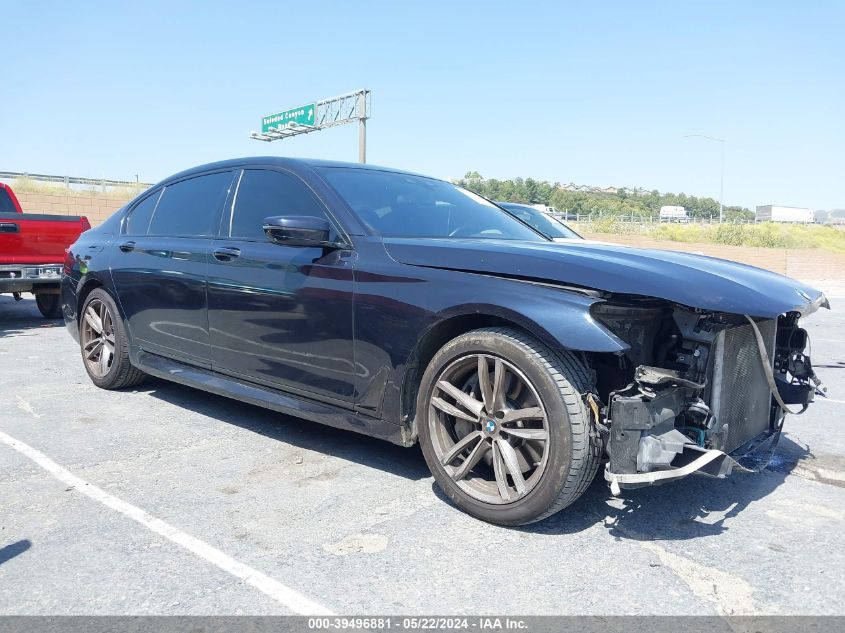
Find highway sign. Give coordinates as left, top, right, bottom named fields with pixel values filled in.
left=261, top=104, right=316, bottom=133
left=251, top=90, right=370, bottom=163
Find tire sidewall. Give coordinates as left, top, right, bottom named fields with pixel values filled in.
left=36, top=293, right=62, bottom=319
left=417, top=330, right=575, bottom=526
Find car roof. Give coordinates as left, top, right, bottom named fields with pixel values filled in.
left=157, top=157, right=430, bottom=187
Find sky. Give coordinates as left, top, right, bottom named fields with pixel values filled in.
left=1, top=1, right=842, bottom=210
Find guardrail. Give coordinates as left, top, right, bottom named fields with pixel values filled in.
left=0, top=171, right=152, bottom=190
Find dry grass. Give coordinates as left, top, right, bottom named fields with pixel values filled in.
left=574, top=220, right=845, bottom=254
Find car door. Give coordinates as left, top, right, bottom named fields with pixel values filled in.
left=207, top=168, right=356, bottom=405
left=111, top=170, right=236, bottom=368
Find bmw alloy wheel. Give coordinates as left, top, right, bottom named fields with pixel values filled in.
left=81, top=298, right=116, bottom=379
left=428, top=353, right=550, bottom=504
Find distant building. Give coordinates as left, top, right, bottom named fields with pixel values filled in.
left=755, top=205, right=813, bottom=223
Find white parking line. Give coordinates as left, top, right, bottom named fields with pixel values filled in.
left=0, top=429, right=333, bottom=616
left=815, top=397, right=845, bottom=405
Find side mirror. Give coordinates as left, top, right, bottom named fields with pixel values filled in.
left=263, top=216, right=333, bottom=247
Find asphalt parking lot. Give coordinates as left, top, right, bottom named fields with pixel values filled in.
left=1, top=288, right=844, bottom=616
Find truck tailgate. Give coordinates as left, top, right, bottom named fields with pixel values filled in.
left=0, top=213, right=91, bottom=264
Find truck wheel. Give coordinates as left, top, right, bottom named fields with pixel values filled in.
left=417, top=327, right=601, bottom=526
left=35, top=294, right=62, bottom=319
left=79, top=288, right=145, bottom=390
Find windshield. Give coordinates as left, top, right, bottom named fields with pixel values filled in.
left=319, top=168, right=544, bottom=240
left=498, top=203, right=580, bottom=240
left=545, top=213, right=582, bottom=239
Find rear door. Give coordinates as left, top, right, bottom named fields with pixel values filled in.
left=111, top=170, right=236, bottom=368
left=207, top=168, right=356, bottom=405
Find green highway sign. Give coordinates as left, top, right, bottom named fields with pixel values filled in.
left=250, top=90, right=369, bottom=162
left=261, top=103, right=316, bottom=133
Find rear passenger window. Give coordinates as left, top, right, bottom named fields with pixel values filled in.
left=124, top=190, right=161, bottom=235
left=230, top=169, right=330, bottom=240
left=148, top=171, right=233, bottom=237
left=0, top=189, right=16, bottom=213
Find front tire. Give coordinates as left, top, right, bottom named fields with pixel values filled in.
left=79, top=288, right=145, bottom=390
left=417, top=327, right=601, bottom=526
left=35, top=293, right=62, bottom=319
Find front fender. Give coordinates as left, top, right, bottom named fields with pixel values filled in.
left=432, top=284, right=627, bottom=355
left=384, top=275, right=629, bottom=435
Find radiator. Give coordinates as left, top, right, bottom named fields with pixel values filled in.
left=709, top=319, right=777, bottom=452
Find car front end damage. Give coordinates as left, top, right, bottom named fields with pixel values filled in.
left=587, top=294, right=828, bottom=494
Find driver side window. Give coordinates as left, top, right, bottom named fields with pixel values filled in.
left=229, top=169, right=332, bottom=241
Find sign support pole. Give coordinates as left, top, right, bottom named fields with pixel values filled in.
left=358, top=91, right=367, bottom=164
left=358, top=118, right=366, bottom=164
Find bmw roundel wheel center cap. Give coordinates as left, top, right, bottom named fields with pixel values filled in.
left=483, top=418, right=498, bottom=435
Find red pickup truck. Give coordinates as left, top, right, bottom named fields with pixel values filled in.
left=1, top=182, right=91, bottom=318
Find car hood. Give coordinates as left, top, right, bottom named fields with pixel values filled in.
left=382, top=238, right=829, bottom=318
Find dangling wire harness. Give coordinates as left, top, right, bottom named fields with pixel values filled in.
left=744, top=315, right=825, bottom=416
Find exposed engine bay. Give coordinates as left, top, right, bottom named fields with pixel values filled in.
left=587, top=298, right=826, bottom=492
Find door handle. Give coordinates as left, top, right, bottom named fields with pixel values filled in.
left=119, top=241, right=136, bottom=252
left=212, top=247, right=241, bottom=262
left=0, top=222, right=19, bottom=233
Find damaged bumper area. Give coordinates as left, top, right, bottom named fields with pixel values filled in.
left=603, top=380, right=781, bottom=494
left=595, top=303, right=823, bottom=494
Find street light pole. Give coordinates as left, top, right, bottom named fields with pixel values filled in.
left=718, top=140, right=724, bottom=223
left=684, top=134, right=725, bottom=223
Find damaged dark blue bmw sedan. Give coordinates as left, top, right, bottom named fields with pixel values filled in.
left=61, top=158, right=829, bottom=525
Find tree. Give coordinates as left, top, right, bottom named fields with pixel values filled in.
left=454, top=170, right=752, bottom=219
left=524, top=178, right=540, bottom=204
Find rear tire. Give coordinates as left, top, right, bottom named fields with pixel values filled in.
left=417, top=327, right=601, bottom=526
left=79, top=288, right=145, bottom=390
left=35, top=293, right=62, bottom=319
